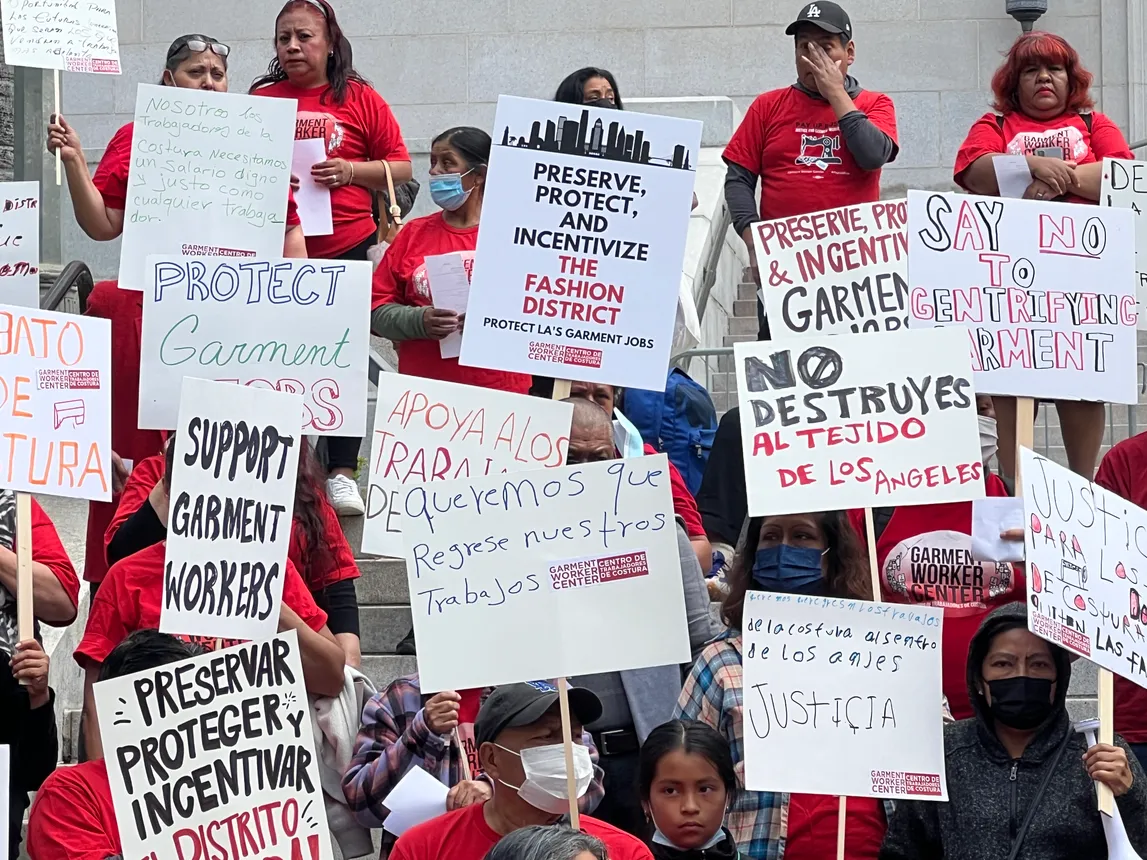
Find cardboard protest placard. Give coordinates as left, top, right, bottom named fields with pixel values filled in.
left=0, top=303, right=111, bottom=500
left=363, top=375, right=573, bottom=558
left=1101, top=158, right=1147, bottom=330
left=0, top=182, right=39, bottom=308
left=139, top=256, right=371, bottom=435
left=1, top=0, right=120, bottom=72
left=733, top=328, right=984, bottom=517
left=742, top=591, right=947, bottom=799
left=118, top=86, right=296, bottom=290
left=402, top=454, right=690, bottom=692
left=459, top=95, right=701, bottom=391
left=161, top=377, right=301, bottom=642
left=754, top=200, right=908, bottom=337
left=907, top=189, right=1137, bottom=403
left=95, top=632, right=333, bottom=860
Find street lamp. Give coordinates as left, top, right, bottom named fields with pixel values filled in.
left=1006, top=0, right=1048, bottom=31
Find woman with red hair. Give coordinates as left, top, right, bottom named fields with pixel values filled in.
left=953, top=31, right=1132, bottom=486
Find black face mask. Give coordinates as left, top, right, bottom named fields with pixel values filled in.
left=985, top=676, right=1055, bottom=730
left=583, top=98, right=617, bottom=109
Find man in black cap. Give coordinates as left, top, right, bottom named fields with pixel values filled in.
left=724, top=0, right=899, bottom=339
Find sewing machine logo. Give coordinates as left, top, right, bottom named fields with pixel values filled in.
left=796, top=133, right=843, bottom=170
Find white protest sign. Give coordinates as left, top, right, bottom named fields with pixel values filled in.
left=118, top=85, right=296, bottom=290
left=364, top=374, right=572, bottom=558
left=95, top=632, right=334, bottom=860
left=1, top=0, right=120, bottom=72
left=0, top=182, right=39, bottom=308
left=161, top=377, right=301, bottom=641
left=907, top=189, right=1137, bottom=403
left=754, top=200, right=908, bottom=337
left=459, top=95, right=701, bottom=390
left=139, top=256, right=371, bottom=435
left=402, top=454, right=689, bottom=692
left=1101, top=158, right=1147, bottom=330
left=742, top=591, right=947, bottom=799
left=733, top=327, right=984, bottom=516
left=0, top=304, right=111, bottom=500
left=291, top=137, right=333, bottom=237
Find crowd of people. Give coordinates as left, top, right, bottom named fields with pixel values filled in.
left=2, top=0, right=1144, bottom=858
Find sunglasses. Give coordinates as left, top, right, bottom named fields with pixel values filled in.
left=168, top=38, right=230, bottom=60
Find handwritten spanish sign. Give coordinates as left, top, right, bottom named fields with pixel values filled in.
left=908, top=190, right=1137, bottom=403
left=1101, top=158, right=1147, bottom=330
left=95, top=632, right=334, bottom=860
left=754, top=200, right=908, bottom=337
left=402, top=454, right=689, bottom=692
left=117, top=85, right=296, bottom=290
left=161, top=377, right=301, bottom=642
left=364, top=375, right=572, bottom=558
left=0, top=182, right=39, bottom=308
left=742, top=591, right=947, bottom=799
left=0, top=303, right=110, bottom=500
left=459, top=95, right=701, bottom=390
left=733, top=327, right=983, bottom=517
left=139, top=256, right=371, bottom=435
left=1, top=0, right=121, bottom=72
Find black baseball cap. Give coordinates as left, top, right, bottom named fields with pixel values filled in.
left=475, top=681, right=603, bottom=748
left=785, top=2, right=853, bottom=37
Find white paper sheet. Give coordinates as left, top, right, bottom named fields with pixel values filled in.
left=425, top=253, right=470, bottom=360
left=291, top=137, right=334, bottom=237
left=992, top=156, right=1034, bottom=199
left=971, top=496, right=1025, bottom=562
left=382, top=767, right=449, bottom=837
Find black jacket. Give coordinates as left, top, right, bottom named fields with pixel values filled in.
left=880, top=602, right=1147, bottom=860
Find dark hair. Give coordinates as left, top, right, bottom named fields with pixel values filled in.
left=722, top=511, right=871, bottom=628
left=291, top=438, right=331, bottom=571
left=991, top=31, right=1094, bottom=115
left=432, top=126, right=491, bottom=168
left=250, top=0, right=369, bottom=106
left=483, top=826, right=606, bottom=860
left=553, top=67, right=624, bottom=110
left=160, top=33, right=226, bottom=85
left=639, top=719, right=738, bottom=807
left=98, top=630, right=200, bottom=682
left=163, top=436, right=175, bottom=492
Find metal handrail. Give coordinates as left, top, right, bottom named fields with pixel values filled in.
left=39, top=260, right=94, bottom=313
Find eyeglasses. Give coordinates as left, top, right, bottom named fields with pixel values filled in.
left=168, top=38, right=230, bottom=60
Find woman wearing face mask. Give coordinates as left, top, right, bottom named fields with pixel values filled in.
left=881, top=602, right=1147, bottom=859
left=371, top=126, right=532, bottom=394
left=554, top=67, right=625, bottom=109
left=676, top=511, right=885, bottom=859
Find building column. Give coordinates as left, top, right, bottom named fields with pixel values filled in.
left=1128, top=0, right=1147, bottom=145
left=13, top=66, right=62, bottom=270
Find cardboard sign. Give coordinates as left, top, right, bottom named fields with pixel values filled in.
left=459, top=95, right=701, bottom=390
left=402, top=454, right=690, bottom=692
left=733, top=328, right=984, bottom=516
left=0, top=182, right=39, bottom=307
left=118, top=86, right=296, bottom=290
left=139, top=256, right=371, bottom=435
left=907, top=190, right=1137, bottom=403
left=754, top=200, right=908, bottom=337
left=0, top=304, right=111, bottom=500
left=742, top=591, right=947, bottom=799
left=160, top=377, right=301, bottom=642
left=1101, top=158, right=1147, bottom=330
left=363, top=375, right=572, bottom=558
left=95, top=632, right=333, bottom=860
left=1, top=0, right=120, bottom=72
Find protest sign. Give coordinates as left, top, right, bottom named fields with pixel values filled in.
left=118, top=85, right=296, bottom=290
left=907, top=189, right=1137, bottom=403
left=733, top=327, right=983, bottom=516
left=161, top=377, right=301, bottom=642
left=742, top=591, right=946, bottom=799
left=459, top=95, right=701, bottom=390
left=364, top=375, right=572, bottom=558
left=402, top=454, right=689, bottom=692
left=0, top=182, right=39, bottom=308
left=754, top=200, right=908, bottom=337
left=1101, top=158, right=1147, bottom=330
left=139, top=255, right=371, bottom=435
left=95, top=632, right=333, bottom=860
left=1, top=0, right=120, bottom=72
left=0, top=303, right=110, bottom=500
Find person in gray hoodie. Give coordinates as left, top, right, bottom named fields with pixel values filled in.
left=881, top=601, right=1147, bottom=860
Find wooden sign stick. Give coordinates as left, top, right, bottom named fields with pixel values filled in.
left=54, top=70, right=61, bottom=185
left=455, top=727, right=473, bottom=782
left=557, top=676, right=581, bottom=830
left=15, top=492, right=34, bottom=644
left=863, top=508, right=881, bottom=600
left=836, top=796, right=847, bottom=860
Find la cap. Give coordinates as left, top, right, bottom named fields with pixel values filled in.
left=475, top=681, right=603, bottom=749
left=785, top=1, right=853, bottom=37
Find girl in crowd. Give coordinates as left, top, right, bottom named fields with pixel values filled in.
left=252, top=0, right=413, bottom=516
left=676, top=512, right=885, bottom=859
left=554, top=67, right=624, bottom=109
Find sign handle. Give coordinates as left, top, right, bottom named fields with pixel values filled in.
left=836, top=796, right=847, bottom=860
left=53, top=69, right=61, bottom=185
left=557, top=676, right=581, bottom=830
left=454, top=727, right=473, bottom=781
left=863, top=508, right=881, bottom=600
left=16, top=493, right=34, bottom=644
left=1014, top=397, right=1035, bottom=492
left=1099, top=669, right=1115, bottom=814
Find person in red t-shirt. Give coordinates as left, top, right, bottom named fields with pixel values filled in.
left=953, top=31, right=1132, bottom=487
left=723, top=1, right=898, bottom=340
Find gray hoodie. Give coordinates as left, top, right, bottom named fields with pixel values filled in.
left=880, top=602, right=1147, bottom=860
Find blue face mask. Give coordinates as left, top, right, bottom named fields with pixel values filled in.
left=429, top=169, right=474, bottom=211
left=751, top=544, right=825, bottom=595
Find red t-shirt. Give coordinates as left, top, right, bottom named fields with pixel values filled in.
left=723, top=86, right=898, bottom=221
left=848, top=474, right=1024, bottom=720
left=785, top=794, right=886, bottom=860
left=27, top=759, right=119, bottom=860
left=390, top=803, right=653, bottom=860
left=254, top=79, right=410, bottom=258
left=641, top=443, right=705, bottom=540
left=371, top=211, right=532, bottom=394
left=22, top=498, right=81, bottom=609
left=456, top=688, right=483, bottom=777
left=954, top=110, right=1132, bottom=205
left=74, top=542, right=328, bottom=666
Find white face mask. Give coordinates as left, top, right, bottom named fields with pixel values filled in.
left=979, top=415, right=999, bottom=465
left=496, top=742, right=594, bottom=815
left=651, top=819, right=727, bottom=851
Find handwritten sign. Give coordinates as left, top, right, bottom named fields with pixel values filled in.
left=1101, top=158, right=1147, bottom=330
left=161, top=377, right=301, bottom=642
left=118, top=85, right=296, bottom=290
left=363, top=375, right=572, bottom=558
left=908, top=190, right=1137, bottom=403
left=96, top=632, right=334, bottom=860
left=402, top=454, right=689, bottom=692
left=754, top=200, right=908, bottom=337
left=742, top=592, right=947, bottom=799
left=1, top=0, right=120, bottom=72
left=0, top=303, right=110, bottom=500
left=0, top=182, right=39, bottom=308
left=733, top=328, right=984, bottom=516
left=139, top=256, right=371, bottom=435
left=459, top=95, right=701, bottom=390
